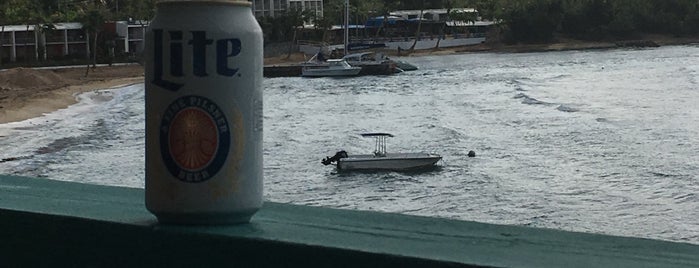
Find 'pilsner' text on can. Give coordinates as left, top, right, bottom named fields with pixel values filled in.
left=144, top=0, right=263, bottom=224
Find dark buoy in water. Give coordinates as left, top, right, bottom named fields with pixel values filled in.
left=468, top=150, right=476, bottom=157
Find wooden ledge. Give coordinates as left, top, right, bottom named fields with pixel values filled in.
left=1, top=175, right=697, bottom=267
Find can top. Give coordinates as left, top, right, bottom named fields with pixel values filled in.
left=157, top=0, right=252, bottom=7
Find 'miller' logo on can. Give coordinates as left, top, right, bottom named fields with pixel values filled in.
left=151, top=29, right=242, bottom=91
left=160, top=95, right=230, bottom=183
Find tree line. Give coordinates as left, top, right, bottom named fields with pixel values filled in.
left=259, top=0, right=699, bottom=45
left=473, top=0, right=699, bottom=43
left=0, top=0, right=154, bottom=66
left=3, top=0, right=698, bottom=42
left=2, top=0, right=698, bottom=63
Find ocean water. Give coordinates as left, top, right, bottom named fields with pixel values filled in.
left=1, top=45, right=697, bottom=244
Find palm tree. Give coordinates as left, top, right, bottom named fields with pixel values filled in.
left=77, top=1, right=109, bottom=76
left=373, top=0, right=401, bottom=42
left=284, top=8, right=313, bottom=59
left=407, top=4, right=425, bottom=52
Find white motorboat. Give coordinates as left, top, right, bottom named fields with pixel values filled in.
left=342, top=52, right=418, bottom=72
left=322, top=133, right=442, bottom=171
left=301, top=59, right=362, bottom=77
left=392, top=59, right=418, bottom=71
left=342, top=52, right=388, bottom=65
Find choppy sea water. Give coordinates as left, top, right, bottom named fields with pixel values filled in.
left=1, top=45, right=697, bottom=244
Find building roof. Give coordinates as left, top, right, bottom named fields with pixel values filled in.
left=53, top=22, right=83, bottom=30
left=446, top=20, right=496, bottom=26
left=3, top=25, right=37, bottom=31
left=330, top=25, right=366, bottom=30
left=390, top=8, right=477, bottom=17
left=2, top=22, right=83, bottom=32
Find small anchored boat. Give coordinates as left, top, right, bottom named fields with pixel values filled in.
left=322, top=133, right=442, bottom=171
left=301, top=59, right=362, bottom=77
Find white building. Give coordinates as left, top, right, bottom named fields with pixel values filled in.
left=1, top=23, right=89, bottom=62
left=105, top=20, right=149, bottom=55
left=289, top=0, right=323, bottom=19
left=390, top=8, right=477, bottom=21
left=252, top=0, right=323, bottom=19
left=252, top=0, right=287, bottom=17
left=1, top=21, right=149, bottom=63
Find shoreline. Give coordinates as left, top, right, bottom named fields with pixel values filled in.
left=0, top=65, right=144, bottom=124
left=0, top=77, right=143, bottom=124
left=2, top=36, right=698, bottom=124
left=263, top=35, right=699, bottom=65
left=393, top=34, right=699, bottom=57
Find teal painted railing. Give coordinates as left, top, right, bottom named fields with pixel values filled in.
left=1, top=175, right=697, bottom=267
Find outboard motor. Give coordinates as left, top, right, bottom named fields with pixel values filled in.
left=322, top=150, right=348, bottom=165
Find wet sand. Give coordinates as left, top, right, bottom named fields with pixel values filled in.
left=0, top=65, right=144, bottom=124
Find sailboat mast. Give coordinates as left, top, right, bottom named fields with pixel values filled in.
left=344, top=0, right=349, bottom=55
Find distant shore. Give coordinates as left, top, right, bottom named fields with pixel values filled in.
left=451, top=34, right=699, bottom=54
left=264, top=34, right=699, bottom=65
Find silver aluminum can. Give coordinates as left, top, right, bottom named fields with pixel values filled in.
left=145, top=0, right=263, bottom=224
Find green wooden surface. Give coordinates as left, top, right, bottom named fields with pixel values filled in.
left=0, top=175, right=697, bottom=267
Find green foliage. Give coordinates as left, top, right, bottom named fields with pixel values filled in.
left=0, top=0, right=154, bottom=26
left=258, top=8, right=315, bottom=43
left=2, top=0, right=698, bottom=47
left=448, top=9, right=478, bottom=24
left=251, top=0, right=699, bottom=44
left=560, top=0, right=613, bottom=39
left=0, top=0, right=26, bottom=25
left=112, top=0, right=156, bottom=22
left=468, top=0, right=699, bottom=43
left=495, top=0, right=564, bottom=43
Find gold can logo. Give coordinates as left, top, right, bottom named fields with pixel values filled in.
left=160, top=95, right=230, bottom=183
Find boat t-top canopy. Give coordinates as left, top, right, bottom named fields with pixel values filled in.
left=360, top=133, right=394, bottom=137
left=360, top=133, right=394, bottom=156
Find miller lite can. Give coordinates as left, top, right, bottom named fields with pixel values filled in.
left=145, top=0, right=263, bottom=224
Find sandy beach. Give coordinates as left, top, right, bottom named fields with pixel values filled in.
left=0, top=55, right=343, bottom=124
left=0, top=65, right=144, bottom=124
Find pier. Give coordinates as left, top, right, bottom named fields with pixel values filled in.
left=264, top=62, right=398, bottom=78
left=1, top=175, right=697, bottom=267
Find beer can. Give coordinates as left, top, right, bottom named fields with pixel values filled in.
left=144, top=0, right=263, bottom=224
